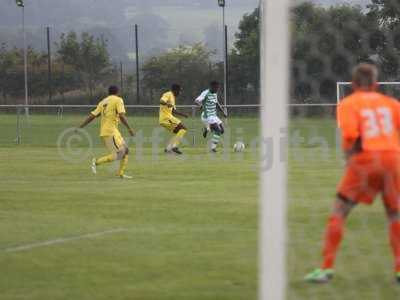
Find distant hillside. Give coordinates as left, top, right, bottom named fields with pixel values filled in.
left=0, top=0, right=373, bottom=63
left=0, top=0, right=259, bottom=63
left=321, top=0, right=370, bottom=4
left=295, top=0, right=370, bottom=6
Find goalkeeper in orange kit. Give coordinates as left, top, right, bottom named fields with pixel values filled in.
left=305, top=64, right=400, bottom=283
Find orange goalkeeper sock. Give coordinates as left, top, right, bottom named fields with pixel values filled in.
left=389, top=220, right=400, bottom=273
left=322, top=214, right=344, bottom=270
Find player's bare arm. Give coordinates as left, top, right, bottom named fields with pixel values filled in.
left=217, top=102, right=228, bottom=118
left=78, top=113, right=97, bottom=129
left=194, top=101, right=203, bottom=112
left=343, top=137, right=362, bottom=160
left=172, top=108, right=188, bottom=118
left=119, top=113, right=135, bottom=136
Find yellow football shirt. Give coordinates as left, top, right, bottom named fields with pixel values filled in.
left=91, top=95, right=126, bottom=137
left=159, top=91, right=176, bottom=121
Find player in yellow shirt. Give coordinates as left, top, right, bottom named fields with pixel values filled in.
left=77, top=86, right=135, bottom=179
left=159, top=84, right=188, bottom=154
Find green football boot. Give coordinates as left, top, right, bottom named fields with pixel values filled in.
left=305, top=268, right=334, bottom=283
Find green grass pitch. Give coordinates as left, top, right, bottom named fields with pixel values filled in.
left=0, top=113, right=399, bottom=299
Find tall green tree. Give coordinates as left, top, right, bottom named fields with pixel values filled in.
left=0, top=45, right=71, bottom=102
left=291, top=3, right=384, bottom=103
left=0, top=44, right=19, bottom=100
left=57, top=31, right=111, bottom=102
left=58, top=32, right=80, bottom=67
left=142, top=44, right=217, bottom=104
left=367, top=1, right=400, bottom=79
left=229, top=7, right=260, bottom=103
left=368, top=0, right=400, bottom=28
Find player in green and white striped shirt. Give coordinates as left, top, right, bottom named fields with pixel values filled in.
left=194, top=81, right=227, bottom=152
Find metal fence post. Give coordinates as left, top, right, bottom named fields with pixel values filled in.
left=16, top=106, right=21, bottom=145
left=47, top=26, right=52, bottom=103
left=191, top=106, right=196, bottom=146
left=135, top=24, right=140, bottom=104
left=57, top=105, right=64, bottom=119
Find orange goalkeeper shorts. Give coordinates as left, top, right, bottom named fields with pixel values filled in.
left=337, top=151, right=400, bottom=211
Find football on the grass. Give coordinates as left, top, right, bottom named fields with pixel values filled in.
left=233, top=142, right=245, bottom=152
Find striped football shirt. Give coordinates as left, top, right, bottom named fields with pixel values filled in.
left=195, top=89, right=218, bottom=118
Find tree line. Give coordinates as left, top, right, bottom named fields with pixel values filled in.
left=0, top=31, right=118, bottom=105
left=1, top=0, right=400, bottom=106
left=142, top=0, right=400, bottom=106
left=292, top=0, right=400, bottom=104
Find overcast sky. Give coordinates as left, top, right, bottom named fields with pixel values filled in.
left=0, top=0, right=371, bottom=29
left=0, top=0, right=372, bottom=61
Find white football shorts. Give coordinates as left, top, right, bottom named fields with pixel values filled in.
left=201, top=112, right=223, bottom=126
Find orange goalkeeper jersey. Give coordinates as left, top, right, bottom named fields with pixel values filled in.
left=337, top=90, right=400, bottom=151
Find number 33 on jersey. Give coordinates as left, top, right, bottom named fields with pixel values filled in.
left=338, top=91, right=400, bottom=151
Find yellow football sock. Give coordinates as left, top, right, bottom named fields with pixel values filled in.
left=118, top=155, right=129, bottom=176
left=96, top=154, right=116, bottom=165
left=169, top=129, right=187, bottom=148
left=176, top=128, right=187, bottom=139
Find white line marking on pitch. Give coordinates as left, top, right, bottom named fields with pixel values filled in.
left=2, top=228, right=128, bottom=253
left=1, top=226, right=254, bottom=254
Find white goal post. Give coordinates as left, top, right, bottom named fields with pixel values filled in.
left=260, top=0, right=289, bottom=300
